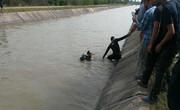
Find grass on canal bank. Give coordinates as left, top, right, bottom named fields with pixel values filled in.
left=148, top=61, right=177, bottom=110
left=1, top=4, right=126, bottom=13
left=149, top=73, right=169, bottom=110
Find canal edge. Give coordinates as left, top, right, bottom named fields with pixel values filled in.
left=95, top=31, right=150, bottom=110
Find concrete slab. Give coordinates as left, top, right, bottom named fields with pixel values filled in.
left=36, top=11, right=54, bottom=20
left=96, top=31, right=149, bottom=110
left=18, top=12, right=42, bottom=22
left=0, top=7, right=114, bottom=25
left=98, top=96, right=149, bottom=110
left=0, top=13, right=23, bottom=25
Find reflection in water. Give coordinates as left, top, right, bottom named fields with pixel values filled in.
left=0, top=6, right=137, bottom=110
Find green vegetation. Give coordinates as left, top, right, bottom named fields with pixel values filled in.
left=1, top=4, right=125, bottom=13
left=149, top=72, right=169, bottom=110
left=1, top=0, right=139, bottom=13
left=3, top=0, right=132, bottom=6
left=148, top=62, right=176, bottom=110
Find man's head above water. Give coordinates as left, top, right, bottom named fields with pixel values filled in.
left=111, top=36, right=115, bottom=41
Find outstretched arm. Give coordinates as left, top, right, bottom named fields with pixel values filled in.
left=116, top=35, right=128, bottom=41
left=127, top=23, right=137, bottom=36
left=103, top=45, right=110, bottom=58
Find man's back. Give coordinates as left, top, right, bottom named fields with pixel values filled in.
left=158, top=0, right=179, bottom=46
left=109, top=39, right=120, bottom=55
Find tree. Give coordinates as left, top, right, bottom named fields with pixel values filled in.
left=3, top=0, right=127, bottom=6
left=123, top=0, right=129, bottom=4
left=48, top=0, right=55, bottom=5
left=59, top=0, right=67, bottom=5
left=10, top=0, right=22, bottom=6
left=66, top=0, right=73, bottom=5
left=98, top=0, right=107, bottom=4
left=54, top=0, right=59, bottom=5
left=83, top=0, right=93, bottom=5
left=94, top=0, right=99, bottom=5
left=4, top=0, right=10, bottom=6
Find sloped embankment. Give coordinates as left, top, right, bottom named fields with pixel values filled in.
left=0, top=6, right=116, bottom=25
left=96, top=31, right=149, bottom=110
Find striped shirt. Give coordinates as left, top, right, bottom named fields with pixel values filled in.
left=136, top=6, right=156, bottom=45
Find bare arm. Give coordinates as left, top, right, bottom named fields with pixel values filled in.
left=116, top=35, right=128, bottom=41
left=127, top=23, right=137, bottom=36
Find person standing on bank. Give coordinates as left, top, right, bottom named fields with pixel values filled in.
left=137, top=0, right=147, bottom=42
left=141, top=0, right=179, bottom=103
left=137, top=0, right=164, bottom=87
left=102, top=35, right=127, bottom=60
left=138, top=0, right=146, bottom=22
left=167, top=0, right=180, bottom=109
left=127, top=0, right=156, bottom=79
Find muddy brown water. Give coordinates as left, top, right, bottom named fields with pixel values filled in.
left=0, top=6, right=137, bottom=110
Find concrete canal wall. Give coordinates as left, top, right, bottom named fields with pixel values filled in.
left=96, top=31, right=149, bottom=110
left=0, top=6, right=116, bottom=25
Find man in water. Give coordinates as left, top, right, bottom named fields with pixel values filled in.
left=102, top=35, right=127, bottom=60
left=80, top=50, right=95, bottom=61
left=86, top=50, right=95, bottom=61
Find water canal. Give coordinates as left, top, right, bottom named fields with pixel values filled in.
left=0, top=6, right=137, bottom=110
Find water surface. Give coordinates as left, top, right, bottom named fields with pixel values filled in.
left=0, top=6, right=137, bottom=110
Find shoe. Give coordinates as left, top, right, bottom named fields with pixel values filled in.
left=141, top=96, right=150, bottom=103
left=134, top=74, right=142, bottom=80
left=137, top=79, right=148, bottom=88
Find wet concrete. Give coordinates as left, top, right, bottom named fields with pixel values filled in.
left=96, top=31, right=149, bottom=110
left=0, top=7, right=117, bottom=25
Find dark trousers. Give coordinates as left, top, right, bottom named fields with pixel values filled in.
left=107, top=54, right=121, bottom=60
left=142, top=51, right=159, bottom=85
left=149, top=45, right=178, bottom=102
left=142, top=51, right=171, bottom=88
left=168, top=54, right=180, bottom=110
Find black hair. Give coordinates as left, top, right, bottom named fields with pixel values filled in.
left=87, top=50, right=91, bottom=55
left=111, top=36, right=115, bottom=41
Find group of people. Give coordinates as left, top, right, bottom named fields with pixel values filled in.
left=102, top=0, right=180, bottom=109
left=126, top=0, right=180, bottom=109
